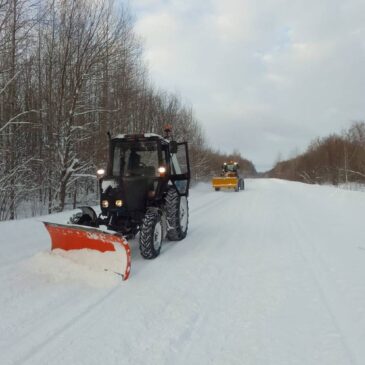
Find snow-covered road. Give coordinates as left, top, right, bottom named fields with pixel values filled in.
left=1, top=179, right=364, bottom=365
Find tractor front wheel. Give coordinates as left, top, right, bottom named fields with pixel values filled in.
left=139, top=209, right=162, bottom=259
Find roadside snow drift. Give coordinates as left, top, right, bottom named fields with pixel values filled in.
left=0, top=179, right=364, bottom=365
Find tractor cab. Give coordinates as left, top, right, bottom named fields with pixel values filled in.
left=98, top=133, right=190, bottom=233
left=222, top=161, right=239, bottom=177
left=110, top=135, right=167, bottom=178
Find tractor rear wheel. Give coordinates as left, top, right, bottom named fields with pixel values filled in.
left=139, top=209, right=162, bottom=259
left=165, top=187, right=189, bottom=241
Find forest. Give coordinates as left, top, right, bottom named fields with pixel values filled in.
left=269, top=122, right=365, bottom=186
left=0, top=0, right=256, bottom=220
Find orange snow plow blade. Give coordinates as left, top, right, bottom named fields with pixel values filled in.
left=43, top=222, right=131, bottom=280
left=211, top=176, right=238, bottom=189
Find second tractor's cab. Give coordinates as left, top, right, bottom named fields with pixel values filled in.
left=222, top=161, right=239, bottom=177
left=97, top=133, right=190, bottom=236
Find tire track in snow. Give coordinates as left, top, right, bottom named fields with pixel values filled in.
left=1, top=284, right=90, bottom=348
left=161, top=187, right=259, bottom=364
left=189, top=191, right=227, bottom=217
left=9, top=285, right=121, bottom=365
left=285, top=202, right=358, bottom=365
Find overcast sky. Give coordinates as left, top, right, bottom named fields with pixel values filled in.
left=129, top=0, right=365, bottom=171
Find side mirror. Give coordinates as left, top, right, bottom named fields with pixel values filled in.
left=169, top=141, right=178, bottom=154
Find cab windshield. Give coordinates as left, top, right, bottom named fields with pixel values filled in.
left=112, top=141, right=161, bottom=177
left=225, top=164, right=237, bottom=172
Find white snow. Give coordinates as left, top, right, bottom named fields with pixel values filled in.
left=26, top=250, right=120, bottom=287
left=0, top=179, right=364, bottom=365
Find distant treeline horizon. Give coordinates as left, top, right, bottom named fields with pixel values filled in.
left=268, top=122, right=365, bottom=185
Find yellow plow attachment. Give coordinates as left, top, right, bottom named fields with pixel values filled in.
left=211, top=176, right=238, bottom=190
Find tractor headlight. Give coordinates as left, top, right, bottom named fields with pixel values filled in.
left=158, top=166, right=166, bottom=175
left=101, top=200, right=109, bottom=208
left=115, top=199, right=123, bottom=207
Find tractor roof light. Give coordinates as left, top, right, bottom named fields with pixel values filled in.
left=101, top=200, right=109, bottom=208
left=115, top=199, right=123, bottom=207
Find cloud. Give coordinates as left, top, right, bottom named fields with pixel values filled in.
left=131, top=0, right=365, bottom=171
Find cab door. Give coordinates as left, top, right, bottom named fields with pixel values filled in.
left=170, top=142, right=190, bottom=196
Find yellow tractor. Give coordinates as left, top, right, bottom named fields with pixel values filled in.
left=211, top=161, right=244, bottom=192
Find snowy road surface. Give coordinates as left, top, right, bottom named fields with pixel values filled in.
left=0, top=179, right=364, bottom=365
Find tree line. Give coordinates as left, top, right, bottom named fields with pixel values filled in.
left=269, top=122, right=365, bottom=185
left=0, top=0, right=256, bottom=220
